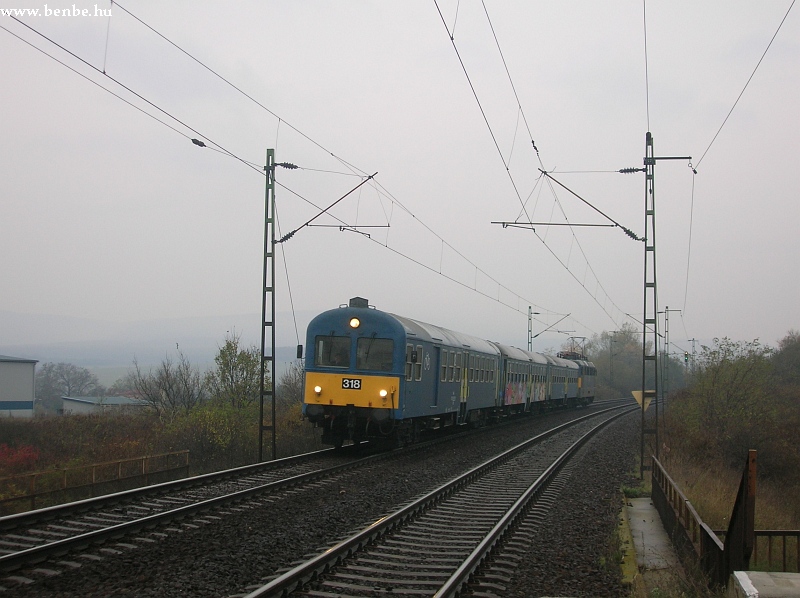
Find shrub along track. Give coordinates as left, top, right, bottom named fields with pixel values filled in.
left=2, top=400, right=639, bottom=597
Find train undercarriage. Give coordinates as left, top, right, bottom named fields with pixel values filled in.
left=308, top=396, right=594, bottom=449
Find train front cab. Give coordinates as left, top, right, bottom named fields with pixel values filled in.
left=303, top=300, right=404, bottom=447
left=575, top=360, right=597, bottom=405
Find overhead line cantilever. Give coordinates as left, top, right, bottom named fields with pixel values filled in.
left=539, top=170, right=642, bottom=241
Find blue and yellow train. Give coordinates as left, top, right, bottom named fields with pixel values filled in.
left=303, top=297, right=597, bottom=447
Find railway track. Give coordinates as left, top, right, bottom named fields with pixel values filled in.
left=242, top=403, right=637, bottom=597
left=0, top=446, right=374, bottom=573
left=0, top=406, right=566, bottom=575
left=0, top=399, right=636, bottom=595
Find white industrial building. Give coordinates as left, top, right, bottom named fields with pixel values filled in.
left=61, top=395, right=148, bottom=415
left=0, top=355, right=37, bottom=418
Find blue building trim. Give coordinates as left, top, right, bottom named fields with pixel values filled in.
left=0, top=401, right=34, bottom=410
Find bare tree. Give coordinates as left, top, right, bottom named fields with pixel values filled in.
left=277, top=360, right=305, bottom=411
left=131, top=349, right=205, bottom=421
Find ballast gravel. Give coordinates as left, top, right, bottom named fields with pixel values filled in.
left=6, top=405, right=639, bottom=597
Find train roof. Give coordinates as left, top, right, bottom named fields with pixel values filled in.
left=390, top=313, right=500, bottom=356
left=545, top=354, right=580, bottom=369
left=491, top=342, right=549, bottom=364
left=307, top=300, right=499, bottom=356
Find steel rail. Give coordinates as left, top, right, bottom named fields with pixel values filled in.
left=435, top=405, right=638, bottom=597
left=1, top=398, right=630, bottom=534
left=243, top=403, right=635, bottom=598
left=0, top=446, right=389, bottom=573
left=0, top=446, right=341, bottom=531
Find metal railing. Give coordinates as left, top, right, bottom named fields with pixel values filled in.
left=0, top=450, right=190, bottom=514
left=752, top=531, right=800, bottom=572
left=652, top=450, right=800, bottom=588
left=651, top=456, right=726, bottom=585
left=718, top=530, right=800, bottom=573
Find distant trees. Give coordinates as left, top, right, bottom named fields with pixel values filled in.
left=665, top=334, right=800, bottom=481
left=587, top=323, right=642, bottom=399
left=276, top=360, right=304, bottom=409
left=4, top=338, right=320, bottom=477
left=204, top=333, right=263, bottom=409
left=582, top=323, right=688, bottom=400
left=274, top=360, right=319, bottom=455
left=772, top=329, right=800, bottom=387
left=35, top=362, right=102, bottom=412
left=673, top=338, right=773, bottom=454
left=129, top=350, right=206, bottom=422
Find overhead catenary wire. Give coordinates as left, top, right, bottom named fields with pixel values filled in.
left=111, top=0, right=366, bottom=180
left=102, top=0, right=112, bottom=73
left=105, top=1, right=569, bottom=323
left=480, top=0, right=540, bottom=163
left=6, top=14, right=265, bottom=179
left=433, top=0, right=638, bottom=334
left=273, top=203, right=301, bottom=348
left=2, top=10, right=584, bottom=333
left=694, top=0, right=795, bottom=169
left=679, top=0, right=794, bottom=325
left=0, top=20, right=372, bottom=242
left=0, top=23, right=192, bottom=142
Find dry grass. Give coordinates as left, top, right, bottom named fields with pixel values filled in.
left=661, top=451, right=800, bottom=532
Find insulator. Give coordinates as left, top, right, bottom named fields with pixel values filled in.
left=277, top=230, right=296, bottom=244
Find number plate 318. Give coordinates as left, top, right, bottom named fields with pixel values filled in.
left=341, top=378, right=362, bottom=390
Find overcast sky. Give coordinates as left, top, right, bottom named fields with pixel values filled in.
left=1, top=1, right=798, bottom=361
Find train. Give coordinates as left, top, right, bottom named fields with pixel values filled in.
left=302, top=297, right=597, bottom=447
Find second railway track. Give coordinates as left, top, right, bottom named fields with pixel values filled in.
left=0, top=446, right=377, bottom=573
left=243, top=404, right=638, bottom=597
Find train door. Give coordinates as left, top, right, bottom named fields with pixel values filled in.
left=458, top=350, right=469, bottom=423
left=431, top=346, right=441, bottom=407
left=525, top=364, right=532, bottom=412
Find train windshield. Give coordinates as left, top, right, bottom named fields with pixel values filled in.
left=315, top=336, right=351, bottom=368
left=356, top=337, right=394, bottom=371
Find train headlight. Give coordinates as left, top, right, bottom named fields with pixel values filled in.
left=314, top=385, right=322, bottom=396
left=379, top=389, right=388, bottom=398
left=349, top=317, right=360, bottom=329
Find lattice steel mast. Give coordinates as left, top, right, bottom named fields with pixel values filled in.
left=639, top=132, right=690, bottom=478
left=259, top=149, right=277, bottom=462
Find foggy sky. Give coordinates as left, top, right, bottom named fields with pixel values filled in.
left=1, top=0, right=798, bottom=364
